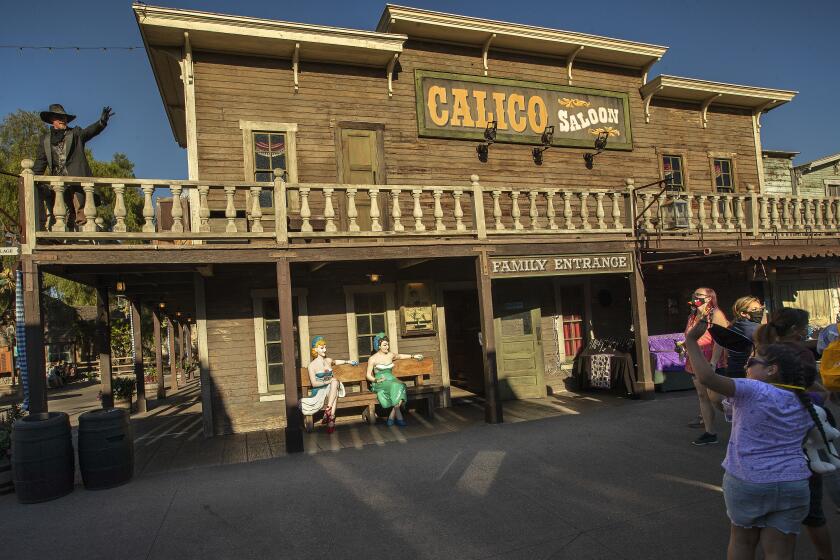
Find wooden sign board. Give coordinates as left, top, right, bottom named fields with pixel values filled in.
left=489, top=252, right=633, bottom=278
left=0, top=247, right=19, bottom=256
left=415, top=70, right=633, bottom=150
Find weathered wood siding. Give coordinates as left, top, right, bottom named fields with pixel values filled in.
left=192, top=40, right=760, bottom=196
left=798, top=161, right=840, bottom=197
left=763, top=154, right=795, bottom=194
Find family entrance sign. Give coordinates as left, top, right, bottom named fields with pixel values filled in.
left=415, top=70, right=633, bottom=150
left=489, top=252, right=634, bottom=278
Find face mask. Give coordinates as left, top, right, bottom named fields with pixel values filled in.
left=688, top=297, right=706, bottom=309
left=747, top=310, right=764, bottom=323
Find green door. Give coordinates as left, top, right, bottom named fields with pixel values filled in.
left=493, top=287, right=545, bottom=400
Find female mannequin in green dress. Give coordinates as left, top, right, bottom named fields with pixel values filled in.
left=365, top=334, right=422, bottom=426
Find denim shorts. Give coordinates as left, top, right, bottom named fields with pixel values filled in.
left=723, top=472, right=810, bottom=534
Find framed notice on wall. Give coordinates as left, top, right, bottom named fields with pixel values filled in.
left=399, top=281, right=436, bottom=337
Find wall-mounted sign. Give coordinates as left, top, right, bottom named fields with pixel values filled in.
left=415, top=70, right=633, bottom=150
left=399, top=281, right=436, bottom=336
left=0, top=247, right=19, bottom=256
left=489, top=252, right=633, bottom=278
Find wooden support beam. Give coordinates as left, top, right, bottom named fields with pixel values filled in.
left=22, top=258, right=47, bottom=413
left=475, top=251, right=503, bottom=424
left=96, top=282, right=113, bottom=408
left=153, top=308, right=165, bottom=399
left=179, top=321, right=186, bottom=381
left=168, top=320, right=178, bottom=391
left=193, top=273, right=214, bottom=437
left=130, top=298, right=147, bottom=412
left=629, top=261, right=655, bottom=399
left=277, top=258, right=304, bottom=453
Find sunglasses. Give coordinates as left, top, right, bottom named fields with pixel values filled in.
left=745, top=357, right=769, bottom=370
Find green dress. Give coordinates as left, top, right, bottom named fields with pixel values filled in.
left=371, top=363, right=407, bottom=408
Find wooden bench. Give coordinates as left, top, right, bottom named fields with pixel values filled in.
left=299, top=357, right=442, bottom=432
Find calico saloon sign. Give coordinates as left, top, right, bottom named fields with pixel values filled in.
left=415, top=70, right=633, bottom=150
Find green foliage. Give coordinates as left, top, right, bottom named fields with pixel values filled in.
left=110, top=318, right=132, bottom=358
left=112, top=376, right=136, bottom=400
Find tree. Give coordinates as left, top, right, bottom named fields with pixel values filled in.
left=0, top=110, right=142, bottom=345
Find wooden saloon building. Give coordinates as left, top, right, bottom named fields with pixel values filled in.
left=19, top=4, right=840, bottom=451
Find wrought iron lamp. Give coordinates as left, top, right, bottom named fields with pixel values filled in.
left=583, top=131, right=609, bottom=169
left=532, top=126, right=555, bottom=165
left=476, top=121, right=497, bottom=162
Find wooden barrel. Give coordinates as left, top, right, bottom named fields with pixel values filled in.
left=11, top=412, right=74, bottom=503
left=78, top=408, right=134, bottom=489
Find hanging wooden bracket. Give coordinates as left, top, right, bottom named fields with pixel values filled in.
left=641, top=58, right=659, bottom=85
left=643, top=85, right=663, bottom=124
left=753, top=100, right=777, bottom=128
left=293, top=43, right=300, bottom=93
left=387, top=53, right=399, bottom=97
left=700, top=93, right=721, bottom=128
left=566, top=45, right=584, bottom=84
left=482, top=33, right=496, bottom=76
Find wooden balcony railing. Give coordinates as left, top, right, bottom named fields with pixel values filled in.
left=18, top=159, right=840, bottom=250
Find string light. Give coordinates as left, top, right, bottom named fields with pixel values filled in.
left=1, top=45, right=141, bottom=52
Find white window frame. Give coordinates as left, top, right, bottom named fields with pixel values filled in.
left=240, top=121, right=299, bottom=213
left=344, top=284, right=399, bottom=362
left=825, top=179, right=840, bottom=197
left=251, top=288, right=310, bottom=402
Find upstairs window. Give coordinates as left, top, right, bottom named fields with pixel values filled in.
left=662, top=155, right=684, bottom=191
left=253, top=132, right=286, bottom=207
left=714, top=158, right=734, bottom=193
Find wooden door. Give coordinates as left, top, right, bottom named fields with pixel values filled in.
left=493, top=285, right=546, bottom=400
left=444, top=289, right=484, bottom=394
left=339, top=128, right=387, bottom=232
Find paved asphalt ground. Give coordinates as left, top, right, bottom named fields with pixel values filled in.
left=2, top=391, right=838, bottom=560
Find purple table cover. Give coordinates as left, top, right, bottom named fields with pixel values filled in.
left=648, top=333, right=687, bottom=372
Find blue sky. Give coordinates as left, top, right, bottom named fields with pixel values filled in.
left=1, top=0, right=837, bottom=179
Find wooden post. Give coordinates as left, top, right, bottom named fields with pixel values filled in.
left=19, top=159, right=37, bottom=254
left=96, top=283, right=113, bottom=408
left=275, top=170, right=288, bottom=245
left=475, top=251, right=502, bottom=424
left=277, top=258, right=304, bottom=453
left=178, top=321, right=186, bottom=380
left=193, top=273, right=214, bottom=437
left=153, top=309, right=165, bottom=399
left=470, top=174, right=487, bottom=239
left=22, top=258, right=47, bottom=413
left=168, top=319, right=178, bottom=391
left=130, top=299, right=146, bottom=413
left=629, top=260, right=655, bottom=399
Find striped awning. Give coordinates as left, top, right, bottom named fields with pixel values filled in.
left=15, top=269, right=29, bottom=411
left=739, top=244, right=840, bottom=261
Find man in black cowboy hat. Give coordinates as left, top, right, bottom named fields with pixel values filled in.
left=33, top=103, right=114, bottom=227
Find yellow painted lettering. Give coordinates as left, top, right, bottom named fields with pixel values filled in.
left=491, top=92, right=508, bottom=130
left=508, top=93, right=527, bottom=132
left=473, top=90, right=489, bottom=128
left=527, top=96, right=548, bottom=134
left=428, top=86, right=449, bottom=127
left=449, top=88, right=475, bottom=127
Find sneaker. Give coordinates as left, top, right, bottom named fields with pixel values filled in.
left=687, top=416, right=704, bottom=429
left=692, top=432, right=718, bottom=446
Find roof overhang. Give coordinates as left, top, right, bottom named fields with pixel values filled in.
left=377, top=4, right=667, bottom=70
left=762, top=150, right=799, bottom=159
left=133, top=3, right=406, bottom=146
left=795, top=152, right=840, bottom=172
left=640, top=75, right=797, bottom=113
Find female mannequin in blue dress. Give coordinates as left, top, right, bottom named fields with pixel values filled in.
left=365, top=333, right=422, bottom=426
left=301, top=336, right=356, bottom=433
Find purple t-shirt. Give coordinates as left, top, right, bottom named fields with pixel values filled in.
left=722, top=378, right=813, bottom=483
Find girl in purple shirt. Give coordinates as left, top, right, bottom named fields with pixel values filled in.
left=686, top=315, right=818, bottom=559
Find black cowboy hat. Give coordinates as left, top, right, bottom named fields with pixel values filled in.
left=40, top=104, right=76, bottom=124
